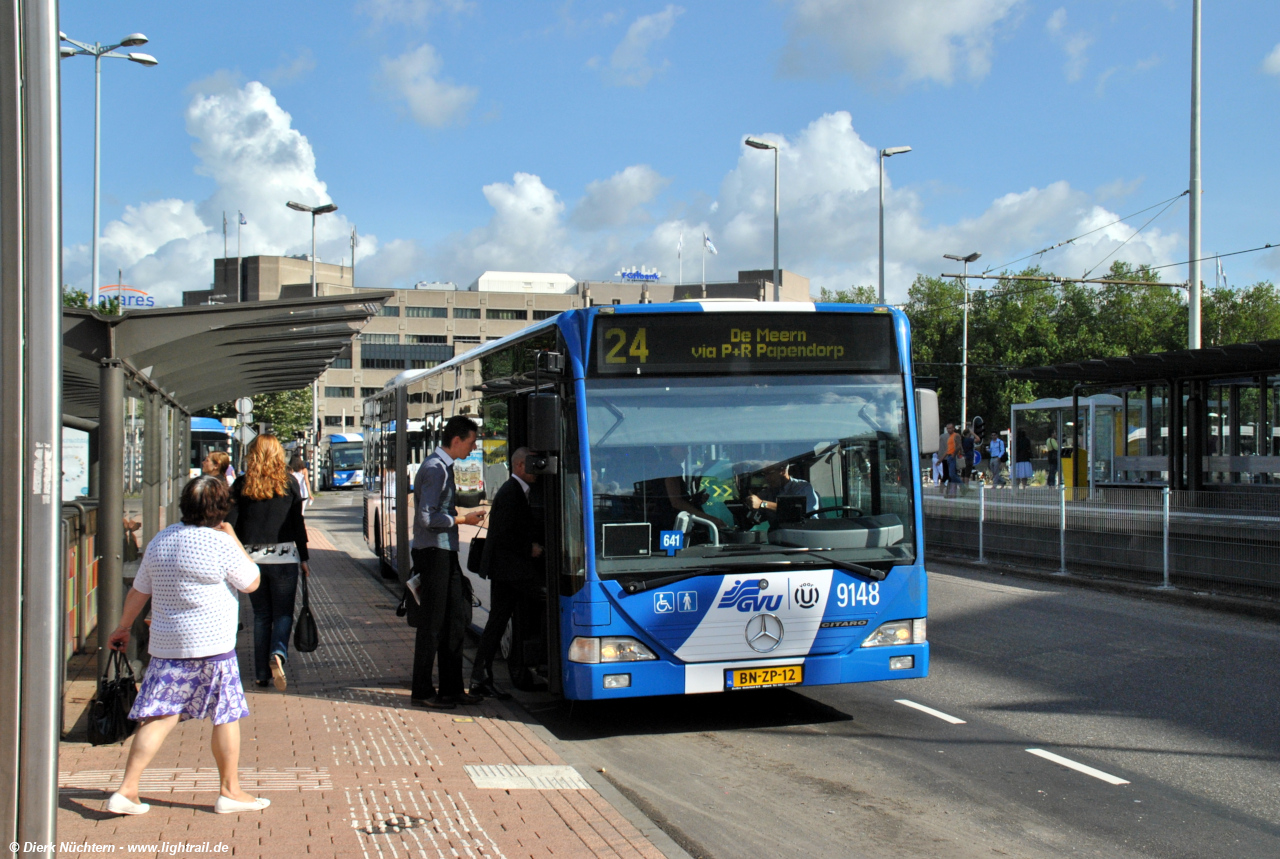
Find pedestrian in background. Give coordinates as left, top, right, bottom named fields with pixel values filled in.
left=203, top=451, right=234, bottom=486
left=961, top=427, right=975, bottom=482
left=289, top=454, right=312, bottom=514
left=945, top=424, right=961, bottom=497
left=1045, top=428, right=1060, bottom=487
left=471, top=447, right=543, bottom=700
left=411, top=415, right=486, bottom=709
left=1014, top=429, right=1034, bottom=489
left=106, top=476, right=269, bottom=816
left=227, top=434, right=310, bottom=692
left=988, top=433, right=1007, bottom=487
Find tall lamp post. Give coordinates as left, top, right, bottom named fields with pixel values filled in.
left=60, top=31, right=158, bottom=308
left=878, top=145, right=912, bottom=302
left=944, top=252, right=981, bottom=430
left=286, top=200, right=339, bottom=295
left=286, top=200, right=338, bottom=471
left=745, top=137, right=780, bottom=299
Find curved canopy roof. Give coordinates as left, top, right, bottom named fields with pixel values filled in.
left=63, top=292, right=392, bottom=418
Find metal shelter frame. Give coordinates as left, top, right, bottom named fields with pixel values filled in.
left=1011, top=339, right=1280, bottom=492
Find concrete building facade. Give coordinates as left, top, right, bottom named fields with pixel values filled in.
left=183, top=257, right=812, bottom=438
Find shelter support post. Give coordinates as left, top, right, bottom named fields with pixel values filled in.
left=977, top=482, right=986, bottom=563
left=1170, top=380, right=1184, bottom=490
left=395, top=385, right=410, bottom=583
left=1159, top=485, right=1173, bottom=589
left=143, top=391, right=160, bottom=548
left=97, top=361, right=125, bottom=681
left=1057, top=482, right=1067, bottom=574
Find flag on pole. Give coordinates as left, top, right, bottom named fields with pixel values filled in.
left=703, top=232, right=717, bottom=255
left=239, top=211, right=247, bottom=225
left=1216, top=255, right=1225, bottom=289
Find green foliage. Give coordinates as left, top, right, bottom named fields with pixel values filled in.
left=63, top=286, right=121, bottom=315
left=819, top=285, right=879, bottom=304
left=900, top=259, right=1280, bottom=431
left=197, top=388, right=314, bottom=440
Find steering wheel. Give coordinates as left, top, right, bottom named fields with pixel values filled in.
left=807, top=505, right=861, bottom=518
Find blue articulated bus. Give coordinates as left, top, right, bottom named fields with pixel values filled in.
left=364, top=301, right=939, bottom=699
left=320, top=433, right=365, bottom=489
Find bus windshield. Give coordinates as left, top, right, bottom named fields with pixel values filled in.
left=586, top=374, right=915, bottom=578
left=330, top=444, right=364, bottom=470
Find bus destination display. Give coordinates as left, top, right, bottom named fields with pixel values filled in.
left=591, top=312, right=897, bottom=375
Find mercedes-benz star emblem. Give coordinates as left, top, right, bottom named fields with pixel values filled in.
left=745, top=613, right=784, bottom=653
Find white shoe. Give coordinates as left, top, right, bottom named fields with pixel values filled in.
left=214, top=795, right=271, bottom=814
left=107, top=792, right=150, bottom=815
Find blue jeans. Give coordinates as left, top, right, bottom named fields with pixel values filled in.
left=248, top=563, right=299, bottom=683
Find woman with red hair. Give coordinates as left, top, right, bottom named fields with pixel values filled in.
left=227, top=434, right=310, bottom=691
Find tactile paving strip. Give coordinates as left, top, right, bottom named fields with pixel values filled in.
left=464, top=764, right=593, bottom=790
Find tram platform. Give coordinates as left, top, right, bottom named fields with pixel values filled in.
left=54, top=526, right=671, bottom=859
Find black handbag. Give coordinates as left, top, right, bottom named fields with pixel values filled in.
left=88, top=651, right=139, bottom=746
left=294, top=573, right=319, bottom=652
left=466, top=526, right=488, bottom=577
left=397, top=587, right=422, bottom=628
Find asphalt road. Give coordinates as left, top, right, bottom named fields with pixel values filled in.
left=308, top=492, right=1280, bottom=859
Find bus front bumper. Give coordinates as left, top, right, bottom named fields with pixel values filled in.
left=561, top=643, right=928, bottom=700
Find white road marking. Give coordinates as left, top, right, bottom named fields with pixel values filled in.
left=895, top=699, right=967, bottom=725
left=1026, top=748, right=1130, bottom=785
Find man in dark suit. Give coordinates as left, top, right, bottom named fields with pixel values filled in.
left=411, top=415, right=486, bottom=709
left=470, top=447, right=543, bottom=699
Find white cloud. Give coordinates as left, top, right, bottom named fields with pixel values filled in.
left=606, top=5, right=684, bottom=86
left=780, top=0, right=1022, bottom=85
left=265, top=48, right=316, bottom=86
left=425, top=111, right=1180, bottom=301
left=62, top=81, right=398, bottom=304
left=359, top=0, right=472, bottom=27
left=1046, top=7, right=1091, bottom=82
left=571, top=165, right=670, bottom=229
left=381, top=44, right=478, bottom=127
left=1264, top=43, right=1280, bottom=76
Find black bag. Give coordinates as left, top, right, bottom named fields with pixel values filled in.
left=459, top=573, right=477, bottom=629
left=466, top=528, right=488, bottom=577
left=294, top=573, right=319, bottom=652
left=397, top=587, right=422, bottom=628
left=88, top=651, right=139, bottom=746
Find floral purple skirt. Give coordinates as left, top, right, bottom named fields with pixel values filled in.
left=128, top=650, right=250, bottom=726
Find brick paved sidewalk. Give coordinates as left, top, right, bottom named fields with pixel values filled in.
left=55, top=528, right=669, bottom=859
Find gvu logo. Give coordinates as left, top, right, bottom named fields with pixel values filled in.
left=718, top=579, right=783, bottom=613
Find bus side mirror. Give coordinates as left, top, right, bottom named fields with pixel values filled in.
left=528, top=393, right=561, bottom=452
left=916, top=388, right=939, bottom=455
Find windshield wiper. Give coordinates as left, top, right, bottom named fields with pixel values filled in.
left=619, top=569, right=732, bottom=594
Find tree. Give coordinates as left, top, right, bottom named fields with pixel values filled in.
left=197, top=388, right=314, bottom=441
left=819, top=285, right=878, bottom=304
left=63, top=286, right=121, bottom=315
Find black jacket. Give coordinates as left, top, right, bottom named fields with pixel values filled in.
left=226, top=477, right=310, bottom=562
left=479, top=477, right=540, bottom=582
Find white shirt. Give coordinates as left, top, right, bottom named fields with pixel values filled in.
left=512, top=472, right=531, bottom=497
left=133, top=523, right=260, bottom=659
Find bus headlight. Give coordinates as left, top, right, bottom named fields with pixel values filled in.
left=861, top=618, right=926, bottom=647
left=568, top=636, right=657, bottom=664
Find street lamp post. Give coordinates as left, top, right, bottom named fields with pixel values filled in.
left=286, top=201, right=338, bottom=467
left=60, top=32, right=158, bottom=308
left=286, top=200, right=339, bottom=296
left=878, top=146, right=912, bottom=302
left=745, top=137, right=780, bottom=299
left=944, top=252, right=981, bottom=430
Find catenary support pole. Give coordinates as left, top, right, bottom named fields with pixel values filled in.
left=1188, top=0, right=1202, bottom=349
left=0, top=3, right=23, bottom=838
left=17, top=0, right=63, bottom=845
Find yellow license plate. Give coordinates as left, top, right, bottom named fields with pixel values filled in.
left=725, top=665, right=803, bottom=690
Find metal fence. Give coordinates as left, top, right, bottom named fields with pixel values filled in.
left=923, top=484, right=1280, bottom=599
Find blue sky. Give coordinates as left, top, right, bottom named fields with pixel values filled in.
left=58, top=0, right=1280, bottom=305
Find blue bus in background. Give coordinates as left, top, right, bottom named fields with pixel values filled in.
left=320, top=433, right=365, bottom=489
left=364, top=302, right=939, bottom=699
left=190, top=416, right=233, bottom=478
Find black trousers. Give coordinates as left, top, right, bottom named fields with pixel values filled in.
left=410, top=547, right=466, bottom=699
left=473, top=578, right=538, bottom=681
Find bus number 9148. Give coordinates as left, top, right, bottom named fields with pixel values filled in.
left=836, top=581, right=880, bottom=607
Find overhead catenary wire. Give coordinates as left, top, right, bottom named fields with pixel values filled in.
left=981, top=190, right=1190, bottom=276
left=1080, top=193, right=1186, bottom=279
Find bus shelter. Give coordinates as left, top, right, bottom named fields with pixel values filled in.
left=1009, top=394, right=1124, bottom=492
left=60, top=293, right=391, bottom=682
left=1010, top=339, right=1280, bottom=492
